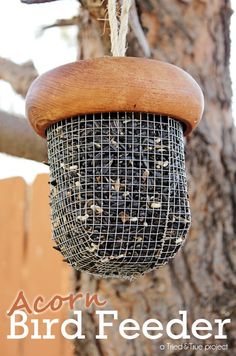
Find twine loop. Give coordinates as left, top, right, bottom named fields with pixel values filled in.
left=108, top=0, right=132, bottom=56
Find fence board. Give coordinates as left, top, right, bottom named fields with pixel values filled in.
left=0, top=174, right=73, bottom=356
left=0, top=177, right=26, bottom=356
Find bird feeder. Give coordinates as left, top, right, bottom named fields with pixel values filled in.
left=26, top=57, right=204, bottom=280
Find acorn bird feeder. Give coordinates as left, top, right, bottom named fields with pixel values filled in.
left=26, top=57, right=204, bottom=279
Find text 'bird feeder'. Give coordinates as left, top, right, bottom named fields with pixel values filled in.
left=26, top=57, right=204, bottom=280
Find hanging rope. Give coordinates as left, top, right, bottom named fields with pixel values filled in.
left=108, top=0, right=132, bottom=56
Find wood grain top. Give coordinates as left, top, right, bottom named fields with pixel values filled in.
left=26, top=57, right=204, bottom=137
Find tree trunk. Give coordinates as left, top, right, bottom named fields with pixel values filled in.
left=74, top=0, right=236, bottom=355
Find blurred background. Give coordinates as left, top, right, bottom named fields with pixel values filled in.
left=0, top=1, right=235, bottom=356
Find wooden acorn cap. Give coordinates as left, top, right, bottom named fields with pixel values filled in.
left=26, top=57, right=204, bottom=138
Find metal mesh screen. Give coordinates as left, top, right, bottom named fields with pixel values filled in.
left=47, top=112, right=191, bottom=280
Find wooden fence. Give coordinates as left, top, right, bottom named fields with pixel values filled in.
left=0, top=174, right=73, bottom=356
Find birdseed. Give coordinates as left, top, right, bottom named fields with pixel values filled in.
left=46, top=112, right=191, bottom=280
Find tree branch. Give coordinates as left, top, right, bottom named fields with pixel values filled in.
left=129, top=1, right=151, bottom=57
left=39, top=16, right=80, bottom=33
left=21, top=0, right=60, bottom=4
left=0, top=58, right=45, bottom=162
left=0, top=57, right=38, bottom=97
left=0, top=110, right=47, bottom=162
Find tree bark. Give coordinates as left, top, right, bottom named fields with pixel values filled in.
left=73, top=1, right=236, bottom=355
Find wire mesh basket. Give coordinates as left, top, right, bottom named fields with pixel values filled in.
left=47, top=112, right=191, bottom=279
left=26, top=57, right=204, bottom=280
